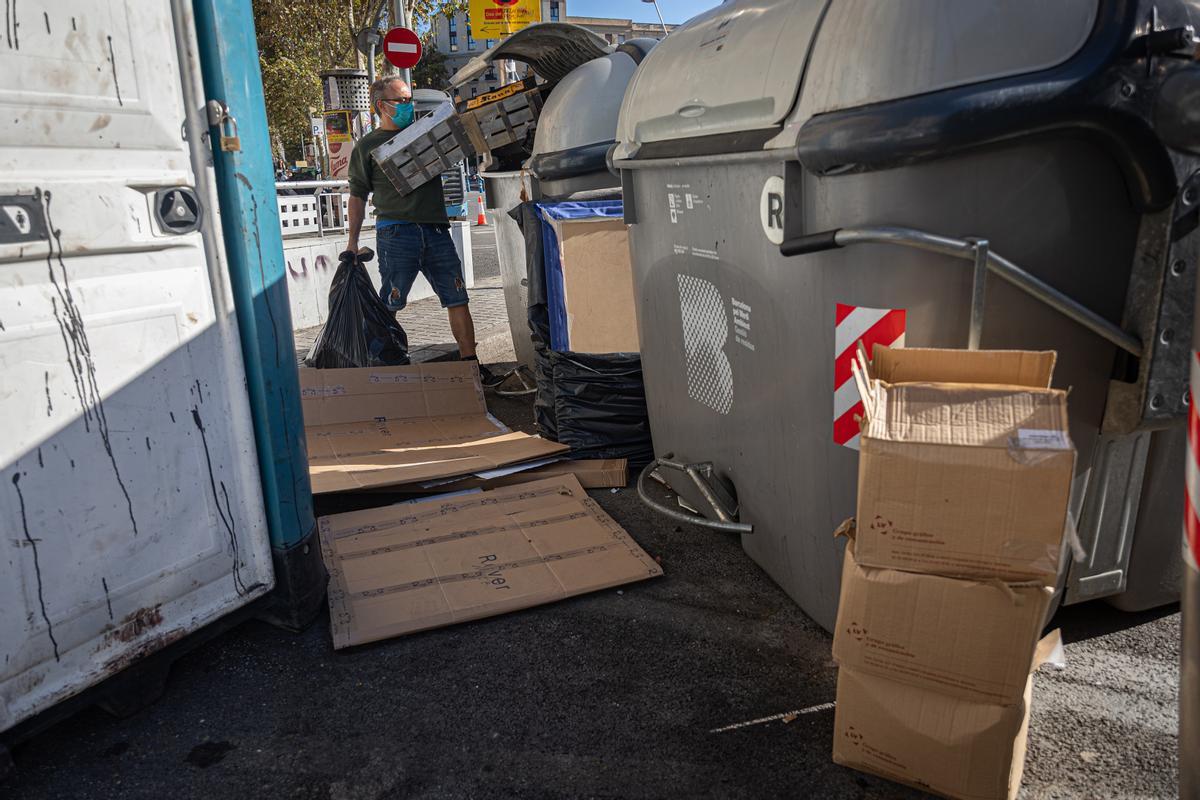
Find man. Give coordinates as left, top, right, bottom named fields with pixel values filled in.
left=346, top=76, right=501, bottom=387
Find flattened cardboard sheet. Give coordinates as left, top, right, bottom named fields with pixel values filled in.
left=319, top=475, right=662, bottom=647
left=368, top=458, right=629, bottom=493
left=300, top=363, right=568, bottom=493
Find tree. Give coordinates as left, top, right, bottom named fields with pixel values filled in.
left=253, top=0, right=466, bottom=162
left=412, top=42, right=450, bottom=90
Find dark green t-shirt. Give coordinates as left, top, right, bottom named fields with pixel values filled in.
left=348, top=127, right=448, bottom=225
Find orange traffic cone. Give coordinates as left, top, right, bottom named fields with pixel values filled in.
left=476, top=196, right=487, bottom=226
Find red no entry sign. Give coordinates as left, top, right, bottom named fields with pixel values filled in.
left=383, top=27, right=422, bottom=70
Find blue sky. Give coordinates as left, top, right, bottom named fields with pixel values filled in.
left=566, top=0, right=722, bottom=25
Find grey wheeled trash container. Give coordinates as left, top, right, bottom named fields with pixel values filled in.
left=459, top=25, right=655, bottom=372
left=482, top=169, right=541, bottom=370
left=614, top=0, right=1200, bottom=631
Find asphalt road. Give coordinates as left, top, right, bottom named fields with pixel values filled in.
left=469, top=221, right=500, bottom=282
left=465, top=220, right=499, bottom=283
left=0, top=385, right=1182, bottom=799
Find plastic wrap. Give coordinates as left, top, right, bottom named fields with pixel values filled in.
left=540, top=350, right=652, bottom=467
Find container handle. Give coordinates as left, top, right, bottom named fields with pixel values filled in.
left=779, top=228, right=842, bottom=256
left=778, top=225, right=1142, bottom=357
left=636, top=459, right=753, bottom=534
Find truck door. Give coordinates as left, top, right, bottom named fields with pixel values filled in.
left=0, top=1, right=273, bottom=731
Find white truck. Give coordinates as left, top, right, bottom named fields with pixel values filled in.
left=0, top=0, right=320, bottom=760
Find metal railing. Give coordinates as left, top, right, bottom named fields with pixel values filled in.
left=275, top=162, right=470, bottom=239
left=274, top=179, right=373, bottom=239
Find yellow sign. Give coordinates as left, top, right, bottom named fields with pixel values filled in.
left=324, top=110, right=353, bottom=144
left=465, top=80, right=528, bottom=110
left=468, top=0, right=542, bottom=38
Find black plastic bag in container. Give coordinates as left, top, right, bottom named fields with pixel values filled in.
left=545, top=350, right=652, bottom=467
left=305, top=249, right=409, bottom=369
left=532, top=345, right=558, bottom=440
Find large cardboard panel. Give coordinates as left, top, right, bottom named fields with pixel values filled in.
left=855, top=348, right=1075, bottom=581
left=360, top=459, right=629, bottom=494
left=300, top=362, right=488, bottom=426
left=319, top=475, right=663, bottom=647
left=833, top=666, right=1032, bottom=800
left=833, top=544, right=1051, bottom=705
left=480, top=458, right=627, bottom=489
left=301, top=363, right=568, bottom=493
left=553, top=218, right=640, bottom=354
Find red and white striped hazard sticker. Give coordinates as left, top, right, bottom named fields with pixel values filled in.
left=833, top=303, right=907, bottom=450
left=1185, top=351, right=1200, bottom=571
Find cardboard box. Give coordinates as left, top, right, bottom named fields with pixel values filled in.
left=543, top=216, right=639, bottom=354
left=319, top=475, right=662, bottom=647
left=833, top=666, right=1032, bottom=800
left=300, top=362, right=568, bottom=493
left=833, top=543, right=1052, bottom=704
left=854, top=346, right=1075, bottom=582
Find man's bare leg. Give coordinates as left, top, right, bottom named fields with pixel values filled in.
left=448, top=304, right=477, bottom=359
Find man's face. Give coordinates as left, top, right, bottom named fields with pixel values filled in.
left=378, top=83, right=412, bottom=118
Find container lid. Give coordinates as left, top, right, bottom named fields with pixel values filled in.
left=531, top=51, right=639, bottom=167
left=449, top=22, right=610, bottom=87
left=613, top=0, right=827, bottom=157
left=412, top=89, right=453, bottom=116
left=790, top=0, right=1097, bottom=124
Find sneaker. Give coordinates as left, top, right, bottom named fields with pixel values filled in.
left=475, top=362, right=507, bottom=390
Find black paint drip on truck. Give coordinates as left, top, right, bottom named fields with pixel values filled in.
left=191, top=408, right=248, bottom=596
left=106, top=35, right=122, bottom=106
left=41, top=189, right=139, bottom=537
left=5, top=0, right=19, bottom=50
left=13, top=472, right=59, bottom=662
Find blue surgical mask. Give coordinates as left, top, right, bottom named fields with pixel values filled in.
left=390, top=102, right=414, bottom=129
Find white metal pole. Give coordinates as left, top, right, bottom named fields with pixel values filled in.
left=392, top=0, right=412, bottom=86
left=644, top=0, right=668, bottom=36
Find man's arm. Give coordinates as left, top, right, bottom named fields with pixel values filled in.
left=345, top=140, right=370, bottom=255
left=346, top=195, right=366, bottom=254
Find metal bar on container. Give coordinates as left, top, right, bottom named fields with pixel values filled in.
left=968, top=238, right=989, bottom=350
left=636, top=461, right=753, bottom=534
left=831, top=227, right=1143, bottom=356
left=611, top=149, right=792, bottom=170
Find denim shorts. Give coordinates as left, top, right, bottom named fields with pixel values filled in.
left=375, top=222, right=469, bottom=311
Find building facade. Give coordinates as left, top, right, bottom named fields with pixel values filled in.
left=429, top=1, right=674, bottom=102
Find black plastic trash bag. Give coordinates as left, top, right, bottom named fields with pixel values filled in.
left=532, top=344, right=558, bottom=440
left=305, top=248, right=409, bottom=369
left=541, top=350, right=652, bottom=467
